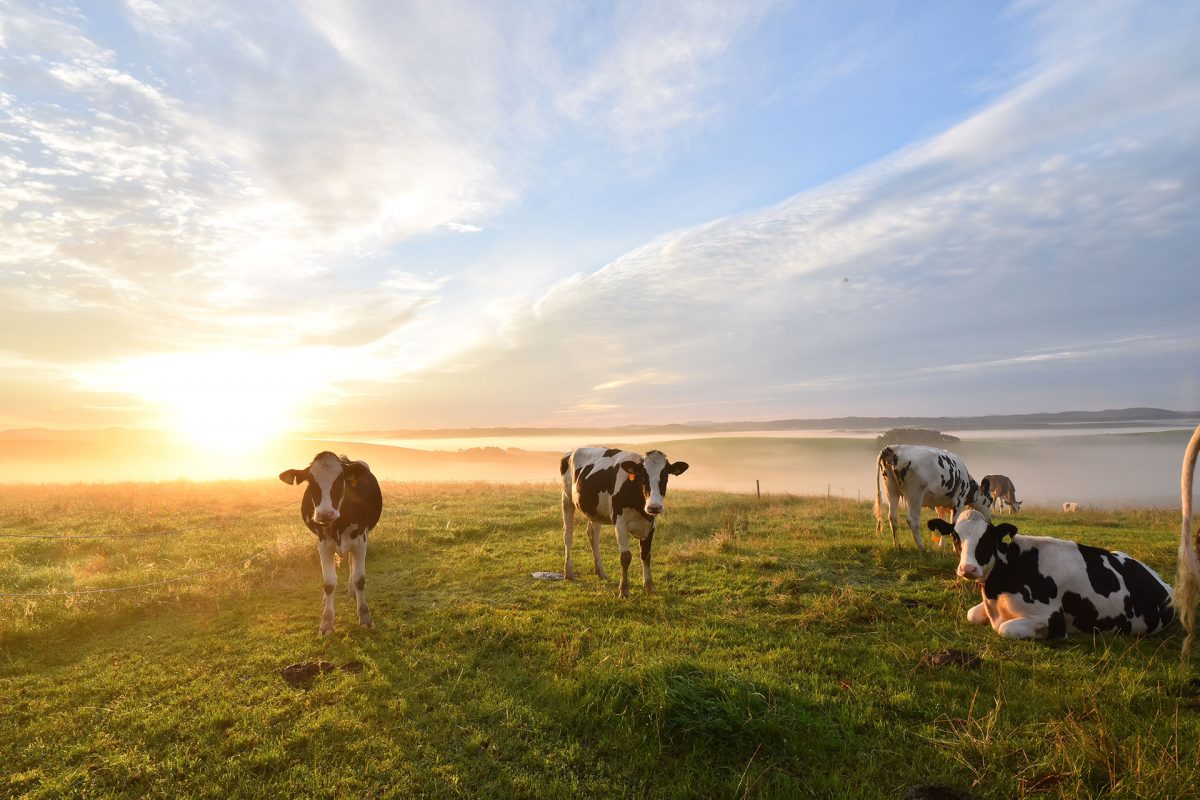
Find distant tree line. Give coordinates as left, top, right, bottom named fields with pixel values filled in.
left=875, top=427, right=960, bottom=449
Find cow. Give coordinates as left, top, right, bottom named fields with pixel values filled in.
left=1062, top=502, right=1080, bottom=513
left=982, top=474, right=1022, bottom=514
left=874, top=445, right=993, bottom=551
left=561, top=447, right=689, bottom=597
left=280, top=452, right=382, bottom=635
left=928, top=510, right=1173, bottom=639
left=1175, top=424, right=1200, bottom=656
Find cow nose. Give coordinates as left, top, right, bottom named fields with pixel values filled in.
left=957, top=565, right=979, bottom=579
left=647, top=504, right=663, bottom=515
left=315, top=509, right=338, bottom=523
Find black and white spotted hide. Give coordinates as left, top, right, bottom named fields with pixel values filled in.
left=874, top=444, right=993, bottom=551
left=560, top=447, right=689, bottom=597
left=280, top=451, right=382, bottom=635
left=929, top=510, right=1174, bottom=639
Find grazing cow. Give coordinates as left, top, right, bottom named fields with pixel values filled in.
left=561, top=447, right=689, bottom=597
left=928, top=511, right=1173, bottom=639
left=982, top=474, right=1022, bottom=514
left=875, top=445, right=993, bottom=551
left=280, top=452, right=382, bottom=635
left=1175, top=424, right=1200, bottom=656
left=1062, top=502, right=1080, bottom=513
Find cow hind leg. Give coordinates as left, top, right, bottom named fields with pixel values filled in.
left=348, top=537, right=373, bottom=629
left=588, top=521, right=607, bottom=580
left=905, top=498, right=925, bottom=552
left=317, top=540, right=338, bottom=636
left=640, top=530, right=655, bottom=594
left=562, top=494, right=576, bottom=580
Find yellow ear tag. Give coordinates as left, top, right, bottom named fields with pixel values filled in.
left=349, top=476, right=358, bottom=487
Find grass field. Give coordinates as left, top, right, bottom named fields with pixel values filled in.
left=1, top=481, right=1198, bottom=799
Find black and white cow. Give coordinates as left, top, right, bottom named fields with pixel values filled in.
left=875, top=445, right=993, bottom=551
left=280, top=452, right=382, bottom=635
left=561, top=447, right=689, bottom=597
left=928, top=510, right=1174, bottom=639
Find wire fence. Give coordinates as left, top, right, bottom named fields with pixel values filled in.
left=0, top=499, right=297, bottom=600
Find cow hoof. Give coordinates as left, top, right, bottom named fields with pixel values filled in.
left=319, top=627, right=334, bottom=637
left=644, top=587, right=656, bottom=596
left=564, top=569, right=575, bottom=581
left=359, top=615, right=374, bottom=629
left=596, top=572, right=609, bottom=581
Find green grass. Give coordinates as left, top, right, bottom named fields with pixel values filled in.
left=1, top=482, right=1198, bottom=799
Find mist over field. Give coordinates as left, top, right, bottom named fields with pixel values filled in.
left=2, top=424, right=1193, bottom=509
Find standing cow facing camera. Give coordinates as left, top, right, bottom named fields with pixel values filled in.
left=561, top=447, right=689, bottom=597
left=875, top=445, right=993, bottom=551
left=928, top=510, right=1173, bottom=639
left=280, top=452, right=382, bottom=635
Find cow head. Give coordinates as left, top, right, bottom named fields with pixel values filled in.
left=928, top=510, right=1017, bottom=582
left=279, top=452, right=368, bottom=526
left=619, top=449, right=689, bottom=516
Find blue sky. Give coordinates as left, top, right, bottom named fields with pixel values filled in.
left=1, top=0, right=1198, bottom=436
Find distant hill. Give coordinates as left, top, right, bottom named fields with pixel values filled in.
left=333, top=407, right=1200, bottom=439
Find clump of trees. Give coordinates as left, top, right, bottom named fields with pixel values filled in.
left=875, top=427, right=960, bottom=449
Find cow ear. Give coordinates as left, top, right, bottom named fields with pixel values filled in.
left=927, top=518, right=955, bottom=536
left=620, top=460, right=641, bottom=475
left=668, top=461, right=689, bottom=476
left=979, top=477, right=990, bottom=495
left=995, top=523, right=1018, bottom=539
left=279, top=469, right=307, bottom=485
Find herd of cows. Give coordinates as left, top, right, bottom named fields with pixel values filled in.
left=279, top=426, right=1200, bottom=655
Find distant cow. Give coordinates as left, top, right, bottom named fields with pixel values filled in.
left=280, top=452, right=382, bottom=635
left=1175, top=424, right=1200, bottom=656
left=929, top=511, right=1173, bottom=639
left=982, top=474, right=1022, bottom=513
left=1062, top=502, right=1080, bottom=513
left=561, top=447, right=689, bottom=597
left=875, top=445, right=993, bottom=551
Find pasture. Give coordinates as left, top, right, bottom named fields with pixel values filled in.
left=1, top=481, right=1198, bottom=799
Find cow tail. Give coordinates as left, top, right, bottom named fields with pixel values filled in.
left=559, top=453, right=570, bottom=477
left=1177, top=425, right=1200, bottom=658
left=874, top=448, right=889, bottom=529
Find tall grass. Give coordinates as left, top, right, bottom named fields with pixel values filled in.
left=0, top=482, right=1196, bottom=798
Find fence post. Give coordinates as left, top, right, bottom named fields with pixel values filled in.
left=756, top=479, right=760, bottom=500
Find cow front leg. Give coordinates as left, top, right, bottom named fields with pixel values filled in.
left=616, top=526, right=632, bottom=598
left=996, top=617, right=1040, bottom=639
left=588, top=521, right=607, bottom=580
left=347, top=536, right=373, bottom=629
left=317, top=539, right=338, bottom=636
left=562, top=494, right=576, bottom=580
left=966, top=602, right=989, bottom=625
left=639, top=529, right=655, bottom=595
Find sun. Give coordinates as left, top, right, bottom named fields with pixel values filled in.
left=85, top=351, right=308, bottom=451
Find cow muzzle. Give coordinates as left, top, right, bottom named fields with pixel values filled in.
left=315, top=509, right=340, bottom=524
left=646, top=503, right=663, bottom=516
left=957, top=564, right=981, bottom=580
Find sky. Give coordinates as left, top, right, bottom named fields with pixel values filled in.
left=1, top=0, right=1199, bottom=442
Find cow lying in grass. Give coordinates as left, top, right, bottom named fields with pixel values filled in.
left=928, top=510, right=1173, bottom=639
left=280, top=452, right=382, bottom=635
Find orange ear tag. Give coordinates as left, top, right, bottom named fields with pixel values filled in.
left=932, top=534, right=942, bottom=545
left=628, top=473, right=637, bottom=481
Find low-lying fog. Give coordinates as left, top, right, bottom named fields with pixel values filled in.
left=2, top=427, right=1193, bottom=508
